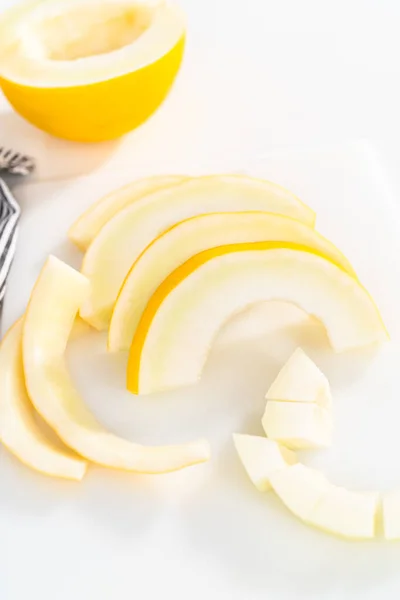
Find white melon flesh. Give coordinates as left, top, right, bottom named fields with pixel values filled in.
left=310, top=486, right=378, bottom=540
left=69, top=174, right=186, bottom=250
left=109, top=211, right=355, bottom=352
left=0, top=0, right=186, bottom=87
left=80, top=175, right=315, bottom=329
left=382, top=490, right=400, bottom=540
left=127, top=246, right=388, bottom=395
left=266, top=347, right=332, bottom=408
left=270, top=463, right=332, bottom=521
left=0, top=319, right=87, bottom=480
left=233, top=433, right=297, bottom=491
left=262, top=401, right=332, bottom=450
left=22, top=256, right=210, bottom=473
left=271, top=464, right=378, bottom=539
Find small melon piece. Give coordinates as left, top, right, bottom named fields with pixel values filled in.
left=233, top=433, right=297, bottom=491
left=262, top=401, right=332, bottom=450
left=310, top=486, right=378, bottom=540
left=382, top=490, right=400, bottom=540
left=69, top=175, right=186, bottom=251
left=127, top=244, right=388, bottom=395
left=266, top=347, right=331, bottom=408
left=0, top=319, right=87, bottom=480
left=109, top=211, right=355, bottom=352
left=270, top=463, right=331, bottom=521
left=23, top=256, right=210, bottom=473
left=80, top=175, right=315, bottom=329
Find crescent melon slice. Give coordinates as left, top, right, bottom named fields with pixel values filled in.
left=80, top=175, right=315, bottom=329
left=23, top=256, right=210, bottom=473
left=0, top=319, right=87, bottom=480
left=109, top=211, right=355, bottom=352
left=127, top=243, right=388, bottom=395
left=69, top=174, right=187, bottom=251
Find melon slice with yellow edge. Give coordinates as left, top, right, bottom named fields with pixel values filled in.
left=0, top=318, right=87, bottom=480
left=23, top=255, right=210, bottom=473
left=127, top=243, right=388, bottom=395
left=0, top=0, right=185, bottom=141
left=109, top=211, right=355, bottom=352
left=69, top=174, right=187, bottom=251
left=80, top=175, right=315, bottom=330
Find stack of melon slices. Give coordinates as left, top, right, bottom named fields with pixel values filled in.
left=70, top=174, right=386, bottom=396
left=0, top=173, right=390, bottom=542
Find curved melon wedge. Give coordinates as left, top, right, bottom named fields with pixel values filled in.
left=110, top=211, right=355, bottom=352
left=80, top=175, right=315, bottom=330
left=127, top=243, right=388, bottom=395
left=0, top=319, right=87, bottom=480
left=69, top=174, right=186, bottom=251
left=23, top=256, right=210, bottom=473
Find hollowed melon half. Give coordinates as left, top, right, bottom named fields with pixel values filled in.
left=0, top=0, right=185, bottom=141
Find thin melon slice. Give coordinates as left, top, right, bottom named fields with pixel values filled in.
left=0, top=319, right=87, bottom=480
left=0, top=0, right=186, bottom=141
left=23, top=256, right=210, bottom=473
left=127, top=243, right=387, bottom=395
left=109, top=211, right=355, bottom=352
left=80, top=175, right=315, bottom=329
left=233, top=433, right=297, bottom=491
left=69, top=174, right=186, bottom=251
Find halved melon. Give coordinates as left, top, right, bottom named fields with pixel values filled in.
left=69, top=174, right=187, bottom=251
left=127, top=243, right=388, bottom=395
left=109, top=211, right=355, bottom=352
left=80, top=175, right=315, bottom=329
left=23, top=256, right=210, bottom=473
left=0, top=0, right=185, bottom=141
left=0, top=319, right=87, bottom=480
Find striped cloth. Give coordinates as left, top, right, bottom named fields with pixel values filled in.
left=0, top=179, right=20, bottom=303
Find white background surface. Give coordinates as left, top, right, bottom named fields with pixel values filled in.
left=2, top=1, right=400, bottom=599
left=4, top=141, right=400, bottom=600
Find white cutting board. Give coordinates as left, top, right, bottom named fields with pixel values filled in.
left=2, top=142, right=400, bottom=600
